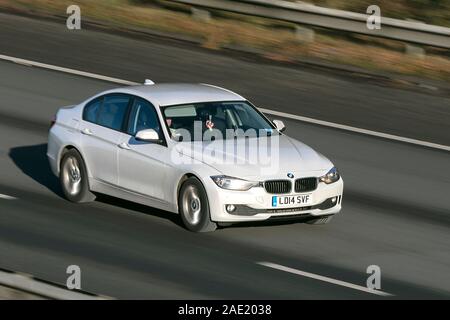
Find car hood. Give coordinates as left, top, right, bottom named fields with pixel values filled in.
left=174, top=134, right=332, bottom=179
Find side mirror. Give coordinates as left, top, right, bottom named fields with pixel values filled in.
left=135, top=129, right=160, bottom=143
left=273, top=119, right=286, bottom=132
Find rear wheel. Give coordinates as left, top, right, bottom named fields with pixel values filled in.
left=179, top=177, right=217, bottom=232
left=60, top=149, right=95, bottom=203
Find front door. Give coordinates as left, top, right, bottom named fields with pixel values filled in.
left=117, top=97, right=171, bottom=202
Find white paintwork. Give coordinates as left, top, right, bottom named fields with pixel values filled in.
left=47, top=84, right=343, bottom=222
left=135, top=129, right=159, bottom=142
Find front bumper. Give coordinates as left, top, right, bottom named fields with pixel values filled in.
left=205, top=177, right=343, bottom=222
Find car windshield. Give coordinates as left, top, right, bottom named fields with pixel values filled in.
left=161, top=101, right=277, bottom=141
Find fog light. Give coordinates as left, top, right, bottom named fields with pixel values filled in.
left=331, top=197, right=337, bottom=203
left=226, top=204, right=236, bottom=213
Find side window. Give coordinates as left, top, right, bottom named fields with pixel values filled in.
left=83, top=97, right=102, bottom=123
left=127, top=98, right=161, bottom=136
left=97, top=94, right=130, bottom=131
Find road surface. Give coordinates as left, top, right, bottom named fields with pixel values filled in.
left=0, top=60, right=449, bottom=299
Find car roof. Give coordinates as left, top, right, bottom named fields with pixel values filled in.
left=115, top=83, right=246, bottom=107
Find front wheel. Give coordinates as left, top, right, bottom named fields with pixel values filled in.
left=179, top=177, right=217, bottom=232
left=60, top=149, right=96, bottom=203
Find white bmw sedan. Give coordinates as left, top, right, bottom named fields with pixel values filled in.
left=48, top=82, right=343, bottom=232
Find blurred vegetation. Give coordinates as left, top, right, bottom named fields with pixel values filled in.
left=1, top=0, right=449, bottom=81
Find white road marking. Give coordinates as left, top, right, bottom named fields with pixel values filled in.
left=0, top=193, right=17, bottom=200
left=257, top=261, right=393, bottom=297
left=0, top=53, right=448, bottom=152
left=260, top=108, right=450, bottom=152
left=0, top=54, right=138, bottom=86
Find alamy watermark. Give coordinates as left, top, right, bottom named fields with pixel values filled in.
left=169, top=122, right=281, bottom=176
left=366, top=265, right=381, bottom=290
left=66, top=5, right=81, bottom=30
left=66, top=265, right=81, bottom=290
left=366, top=5, right=382, bottom=30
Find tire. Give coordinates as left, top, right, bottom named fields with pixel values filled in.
left=306, top=215, right=333, bottom=225
left=60, top=149, right=96, bottom=203
left=178, top=177, right=217, bottom=232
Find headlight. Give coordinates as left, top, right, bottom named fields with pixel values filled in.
left=319, top=167, right=340, bottom=184
left=211, top=175, right=260, bottom=191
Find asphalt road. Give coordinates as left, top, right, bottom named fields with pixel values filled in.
left=1, top=12, right=450, bottom=145
left=0, top=58, right=449, bottom=299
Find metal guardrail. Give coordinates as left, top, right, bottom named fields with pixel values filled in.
left=0, top=269, right=110, bottom=300
left=167, top=0, right=450, bottom=49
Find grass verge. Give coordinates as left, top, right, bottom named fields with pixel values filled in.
left=1, top=0, right=449, bottom=82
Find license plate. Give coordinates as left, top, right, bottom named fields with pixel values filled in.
left=272, top=194, right=313, bottom=207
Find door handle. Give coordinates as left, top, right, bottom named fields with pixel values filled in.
left=81, top=128, right=93, bottom=135
left=118, top=142, right=131, bottom=150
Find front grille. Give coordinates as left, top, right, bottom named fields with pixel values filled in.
left=264, top=180, right=291, bottom=194
left=295, top=177, right=318, bottom=193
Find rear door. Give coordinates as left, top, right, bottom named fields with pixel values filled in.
left=80, top=94, right=131, bottom=185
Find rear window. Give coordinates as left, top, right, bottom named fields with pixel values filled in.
left=97, top=95, right=130, bottom=131
left=83, top=98, right=102, bottom=123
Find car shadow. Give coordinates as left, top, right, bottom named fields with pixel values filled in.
left=9, top=143, right=64, bottom=197
left=222, top=217, right=314, bottom=230
left=94, top=193, right=184, bottom=228
left=8, top=143, right=183, bottom=227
